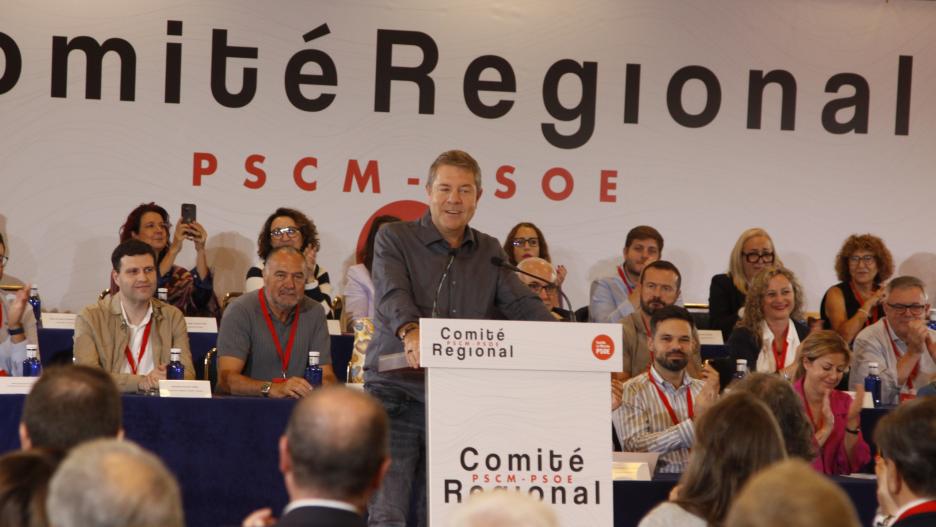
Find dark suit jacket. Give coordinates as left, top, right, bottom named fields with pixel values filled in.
left=892, top=507, right=936, bottom=527
left=708, top=273, right=746, bottom=341
left=277, top=505, right=365, bottom=527
left=726, top=320, right=809, bottom=372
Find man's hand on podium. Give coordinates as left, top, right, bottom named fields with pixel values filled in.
left=404, top=327, right=421, bottom=368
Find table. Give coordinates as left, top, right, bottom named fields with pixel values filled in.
left=0, top=395, right=883, bottom=527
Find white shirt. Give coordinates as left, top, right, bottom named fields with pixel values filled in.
left=119, top=301, right=155, bottom=375
left=755, top=319, right=801, bottom=373
left=282, top=497, right=359, bottom=515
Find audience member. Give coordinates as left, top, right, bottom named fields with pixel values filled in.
left=616, top=305, right=720, bottom=473
left=74, top=240, right=195, bottom=393
left=820, top=234, right=893, bottom=343
left=449, top=491, right=559, bottom=527
left=516, top=257, right=569, bottom=320
left=590, top=225, right=663, bottom=323
left=363, top=150, right=553, bottom=527
left=850, top=276, right=936, bottom=404
left=725, top=459, right=861, bottom=527
left=219, top=246, right=337, bottom=398
left=246, top=208, right=333, bottom=317
left=116, top=202, right=220, bottom=318
left=726, top=266, right=808, bottom=376
left=19, top=365, right=122, bottom=453
left=0, top=233, right=38, bottom=376
left=242, top=386, right=389, bottom=527
left=709, top=228, right=782, bottom=341
left=873, top=397, right=936, bottom=527
left=733, top=373, right=815, bottom=461
left=502, top=222, right=567, bottom=285
left=793, top=330, right=870, bottom=475
left=46, top=439, right=184, bottom=527
left=639, top=392, right=786, bottom=527
left=0, top=449, right=58, bottom=527
left=343, top=215, right=400, bottom=331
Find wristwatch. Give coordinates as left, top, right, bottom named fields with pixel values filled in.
left=260, top=382, right=272, bottom=398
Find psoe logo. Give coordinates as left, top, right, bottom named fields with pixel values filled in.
left=591, top=334, right=614, bottom=360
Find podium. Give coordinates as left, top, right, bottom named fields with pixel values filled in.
left=420, top=318, right=619, bottom=527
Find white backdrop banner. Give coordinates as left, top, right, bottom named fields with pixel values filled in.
left=1, top=0, right=935, bottom=313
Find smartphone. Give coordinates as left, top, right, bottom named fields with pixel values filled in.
left=181, top=203, right=196, bottom=224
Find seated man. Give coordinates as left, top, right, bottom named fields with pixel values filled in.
left=615, top=305, right=719, bottom=473
left=218, top=246, right=337, bottom=398
left=74, top=239, right=195, bottom=392
left=589, top=225, right=664, bottom=323
left=516, top=257, right=569, bottom=320
left=850, top=276, right=936, bottom=404
left=0, top=233, right=38, bottom=375
left=20, top=365, right=123, bottom=453
left=874, top=397, right=936, bottom=527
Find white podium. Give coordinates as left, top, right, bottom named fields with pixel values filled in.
left=420, top=318, right=619, bottom=527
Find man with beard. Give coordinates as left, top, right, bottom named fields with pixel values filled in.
left=589, top=225, right=663, bottom=323
left=615, top=305, right=720, bottom=473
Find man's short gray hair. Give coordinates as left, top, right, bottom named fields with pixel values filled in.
left=426, top=150, right=482, bottom=191
left=47, top=439, right=183, bottom=527
left=886, top=275, right=928, bottom=300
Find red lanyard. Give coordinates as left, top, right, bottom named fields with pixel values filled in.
left=618, top=265, right=636, bottom=295
left=802, top=397, right=828, bottom=472
left=258, top=289, right=300, bottom=380
left=849, top=282, right=879, bottom=326
left=124, top=319, right=153, bottom=375
left=896, top=500, right=936, bottom=523
left=647, top=366, right=693, bottom=425
left=771, top=326, right=790, bottom=373
left=884, top=319, right=920, bottom=390
left=641, top=315, right=651, bottom=338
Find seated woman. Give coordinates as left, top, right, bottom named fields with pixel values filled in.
left=502, top=222, right=567, bottom=285
left=792, top=330, right=870, bottom=475
left=117, top=203, right=220, bottom=318
left=820, top=234, right=894, bottom=343
left=638, top=392, right=787, bottom=527
left=245, top=208, right=332, bottom=317
left=343, top=215, right=399, bottom=330
left=709, top=228, right=782, bottom=341
left=727, top=266, right=809, bottom=376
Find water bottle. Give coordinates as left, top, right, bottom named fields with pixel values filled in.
left=732, top=359, right=748, bottom=382
left=157, top=288, right=169, bottom=302
left=22, top=344, right=42, bottom=377
left=304, top=351, right=322, bottom=388
left=865, top=362, right=882, bottom=408
left=167, top=348, right=185, bottom=380
left=28, top=285, right=41, bottom=328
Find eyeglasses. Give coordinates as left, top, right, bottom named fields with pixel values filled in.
left=270, top=227, right=300, bottom=239
left=511, top=237, right=539, bottom=248
left=742, top=251, right=774, bottom=264
left=527, top=282, right=557, bottom=294
left=885, top=303, right=927, bottom=316
left=848, top=255, right=876, bottom=265
left=141, top=221, right=171, bottom=231
left=0, top=255, right=7, bottom=266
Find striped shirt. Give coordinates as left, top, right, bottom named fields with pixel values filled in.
left=614, top=365, right=703, bottom=473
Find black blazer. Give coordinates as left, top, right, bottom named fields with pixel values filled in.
left=708, top=274, right=746, bottom=341
left=726, top=320, right=809, bottom=372
left=277, top=505, right=366, bottom=527
left=893, top=510, right=936, bottom=527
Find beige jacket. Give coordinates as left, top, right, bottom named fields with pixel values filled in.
left=74, top=295, right=195, bottom=392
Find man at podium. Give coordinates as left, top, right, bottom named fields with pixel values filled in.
left=363, top=150, right=553, bottom=527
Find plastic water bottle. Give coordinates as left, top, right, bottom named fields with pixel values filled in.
left=28, top=285, right=41, bottom=328
left=732, top=359, right=748, bottom=382
left=157, top=288, right=169, bottom=302
left=304, top=351, right=322, bottom=388
left=865, top=362, right=882, bottom=408
left=22, top=344, right=42, bottom=377
left=167, top=348, right=185, bottom=380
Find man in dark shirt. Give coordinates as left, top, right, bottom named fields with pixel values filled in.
left=363, top=150, right=553, bottom=527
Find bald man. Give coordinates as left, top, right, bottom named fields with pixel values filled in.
left=516, top=257, right=570, bottom=320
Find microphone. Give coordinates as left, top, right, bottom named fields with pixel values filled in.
left=490, top=257, right=577, bottom=322
left=432, top=249, right=458, bottom=318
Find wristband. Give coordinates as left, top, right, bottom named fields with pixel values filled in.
left=7, top=326, right=24, bottom=336
left=857, top=308, right=870, bottom=318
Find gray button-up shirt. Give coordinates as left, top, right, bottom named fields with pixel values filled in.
left=364, top=212, right=554, bottom=401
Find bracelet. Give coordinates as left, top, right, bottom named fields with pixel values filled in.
left=857, top=308, right=870, bottom=318
left=845, top=426, right=860, bottom=435
left=7, top=326, right=24, bottom=336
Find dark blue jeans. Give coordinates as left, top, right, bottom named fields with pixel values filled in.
left=366, top=386, right=426, bottom=527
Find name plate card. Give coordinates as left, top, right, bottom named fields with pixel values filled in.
left=697, top=329, right=724, bottom=346
left=158, top=380, right=212, bottom=398
left=41, top=312, right=77, bottom=329
left=0, top=376, right=39, bottom=394
left=184, top=317, right=218, bottom=333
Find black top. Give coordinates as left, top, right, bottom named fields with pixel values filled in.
left=892, top=508, right=936, bottom=527
left=708, top=273, right=746, bottom=341
left=277, top=505, right=365, bottom=527
left=819, top=282, right=883, bottom=335
left=726, top=320, right=810, bottom=372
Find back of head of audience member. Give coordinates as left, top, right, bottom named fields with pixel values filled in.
left=20, top=365, right=122, bottom=453
left=281, top=386, right=389, bottom=508
left=0, top=449, right=58, bottom=527
left=874, top=397, right=936, bottom=507
left=733, top=372, right=816, bottom=461
left=725, top=459, right=860, bottom=527
left=359, top=215, right=400, bottom=272
left=673, top=392, right=787, bottom=525
left=449, top=490, right=559, bottom=527
left=47, top=439, right=183, bottom=527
